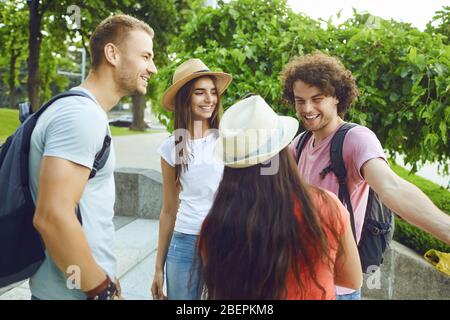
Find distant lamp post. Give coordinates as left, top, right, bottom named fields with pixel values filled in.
left=57, top=47, right=86, bottom=82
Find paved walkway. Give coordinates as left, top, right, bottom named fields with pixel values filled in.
left=0, top=216, right=158, bottom=300
left=113, top=131, right=169, bottom=172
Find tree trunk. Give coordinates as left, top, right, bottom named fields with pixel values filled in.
left=8, top=50, right=18, bottom=109
left=27, top=0, right=42, bottom=111
left=130, top=95, right=147, bottom=131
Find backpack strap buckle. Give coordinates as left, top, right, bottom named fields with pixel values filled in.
left=370, top=225, right=381, bottom=235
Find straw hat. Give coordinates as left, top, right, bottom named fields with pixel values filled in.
left=161, top=58, right=232, bottom=111
left=214, top=95, right=299, bottom=168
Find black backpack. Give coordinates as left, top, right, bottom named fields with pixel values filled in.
left=295, top=123, right=394, bottom=273
left=0, top=91, right=111, bottom=287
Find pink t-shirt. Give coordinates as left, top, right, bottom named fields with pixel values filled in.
left=289, top=125, right=387, bottom=295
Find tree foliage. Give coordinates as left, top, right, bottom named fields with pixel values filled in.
left=331, top=12, right=450, bottom=173
left=0, top=0, right=197, bottom=128
left=0, top=1, right=32, bottom=108
left=153, top=0, right=450, bottom=173
left=427, top=6, right=450, bottom=45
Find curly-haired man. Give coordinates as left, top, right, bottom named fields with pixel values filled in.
left=282, top=52, right=450, bottom=300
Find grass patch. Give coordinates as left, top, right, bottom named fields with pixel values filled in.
left=390, top=161, right=450, bottom=254
left=0, top=108, right=20, bottom=143
left=110, top=126, right=159, bottom=136
left=0, top=108, right=159, bottom=142
left=391, top=162, right=449, bottom=211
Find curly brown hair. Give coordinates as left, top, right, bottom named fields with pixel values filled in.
left=281, top=52, right=359, bottom=117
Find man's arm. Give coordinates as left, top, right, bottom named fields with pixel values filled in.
left=33, top=156, right=108, bottom=292
left=362, top=158, right=450, bottom=245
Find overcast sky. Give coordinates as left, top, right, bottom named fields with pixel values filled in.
left=287, top=0, right=449, bottom=30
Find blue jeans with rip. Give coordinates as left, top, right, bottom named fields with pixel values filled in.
left=166, top=231, right=200, bottom=300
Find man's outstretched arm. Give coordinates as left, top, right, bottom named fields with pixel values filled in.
left=362, top=158, right=450, bottom=245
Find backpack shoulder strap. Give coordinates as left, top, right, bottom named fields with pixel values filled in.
left=22, top=90, right=97, bottom=162
left=34, top=90, right=95, bottom=119
left=329, top=122, right=358, bottom=240
left=329, top=122, right=358, bottom=183
left=35, top=90, right=110, bottom=179
left=295, top=131, right=312, bottom=164
left=89, top=129, right=111, bottom=180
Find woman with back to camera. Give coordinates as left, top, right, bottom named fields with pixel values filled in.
left=197, top=95, right=362, bottom=300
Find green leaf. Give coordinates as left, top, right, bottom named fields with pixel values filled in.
left=389, top=92, right=399, bottom=102
left=400, top=67, right=410, bottom=78
left=408, top=47, right=418, bottom=64
left=439, top=121, right=448, bottom=144
left=416, top=54, right=427, bottom=71
left=424, top=133, right=439, bottom=148
left=243, top=45, right=254, bottom=59
left=229, top=8, right=239, bottom=20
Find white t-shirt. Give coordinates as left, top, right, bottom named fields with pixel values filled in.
left=158, top=133, right=224, bottom=235
left=28, top=87, right=117, bottom=300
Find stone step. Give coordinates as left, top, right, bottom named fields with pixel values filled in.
left=120, top=251, right=158, bottom=300
left=0, top=217, right=159, bottom=300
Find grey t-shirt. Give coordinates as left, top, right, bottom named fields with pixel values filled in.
left=28, top=87, right=116, bottom=300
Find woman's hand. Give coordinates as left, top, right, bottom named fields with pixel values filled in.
left=151, top=269, right=167, bottom=300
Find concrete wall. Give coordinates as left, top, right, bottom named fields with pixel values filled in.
left=362, top=241, right=450, bottom=300
left=114, top=168, right=162, bottom=219
left=114, top=168, right=449, bottom=300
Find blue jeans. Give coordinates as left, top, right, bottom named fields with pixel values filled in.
left=166, top=231, right=200, bottom=300
left=336, top=289, right=361, bottom=300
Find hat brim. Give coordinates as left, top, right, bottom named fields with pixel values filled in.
left=162, top=71, right=232, bottom=111
left=214, top=116, right=299, bottom=168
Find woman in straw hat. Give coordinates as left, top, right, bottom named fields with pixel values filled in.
left=151, top=59, right=232, bottom=300
left=197, top=95, right=362, bottom=299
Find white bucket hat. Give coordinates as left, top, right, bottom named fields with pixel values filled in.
left=214, top=95, right=299, bottom=168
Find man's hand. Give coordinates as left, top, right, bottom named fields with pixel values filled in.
left=114, top=278, right=124, bottom=300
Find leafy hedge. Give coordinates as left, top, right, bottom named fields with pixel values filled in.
left=391, top=163, right=450, bottom=254
left=151, top=0, right=450, bottom=173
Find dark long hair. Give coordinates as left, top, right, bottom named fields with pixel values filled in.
left=197, top=148, right=342, bottom=299
left=174, top=76, right=221, bottom=187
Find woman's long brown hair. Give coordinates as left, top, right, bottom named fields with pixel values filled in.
left=173, top=76, right=221, bottom=188
left=197, top=148, right=342, bottom=299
